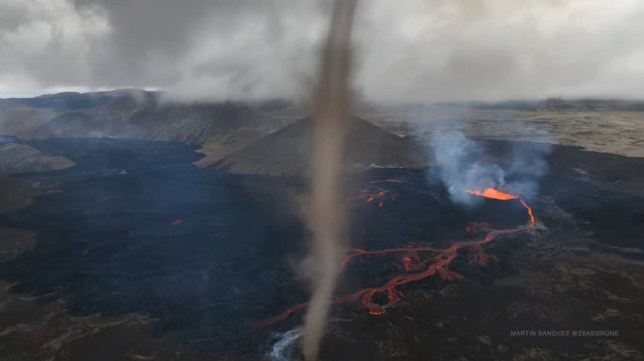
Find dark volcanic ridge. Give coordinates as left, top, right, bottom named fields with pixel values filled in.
left=25, top=98, right=287, bottom=145
left=0, top=90, right=297, bottom=146
left=1, top=90, right=427, bottom=175
left=215, top=116, right=428, bottom=176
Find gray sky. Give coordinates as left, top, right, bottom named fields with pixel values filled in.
left=1, top=0, right=643, bottom=101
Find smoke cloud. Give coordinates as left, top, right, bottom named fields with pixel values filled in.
left=2, top=0, right=644, bottom=100
left=431, top=130, right=503, bottom=205
left=425, top=112, right=551, bottom=205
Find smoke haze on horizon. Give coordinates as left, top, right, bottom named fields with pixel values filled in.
left=1, top=0, right=644, bottom=101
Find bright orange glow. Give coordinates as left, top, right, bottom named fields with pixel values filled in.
left=368, top=307, right=386, bottom=316
left=350, top=187, right=397, bottom=208
left=520, top=200, right=536, bottom=227
left=467, top=187, right=518, bottom=200
left=468, top=188, right=536, bottom=227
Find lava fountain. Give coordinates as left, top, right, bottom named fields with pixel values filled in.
left=467, top=188, right=518, bottom=201
left=467, top=187, right=536, bottom=227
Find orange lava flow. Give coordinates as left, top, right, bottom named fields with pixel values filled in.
left=467, top=187, right=518, bottom=200
left=520, top=200, right=536, bottom=227
left=468, top=187, right=536, bottom=228
left=350, top=187, right=398, bottom=208
left=251, top=187, right=537, bottom=330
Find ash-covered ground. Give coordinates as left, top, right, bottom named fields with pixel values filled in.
left=0, top=134, right=643, bottom=360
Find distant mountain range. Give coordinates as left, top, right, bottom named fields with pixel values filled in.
left=436, top=98, right=644, bottom=111
left=0, top=90, right=304, bottom=172
left=2, top=90, right=643, bottom=176
left=1, top=90, right=297, bottom=144
left=1, top=90, right=426, bottom=175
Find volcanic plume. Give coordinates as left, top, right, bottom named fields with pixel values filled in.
left=302, top=0, right=358, bottom=360
left=427, top=129, right=551, bottom=207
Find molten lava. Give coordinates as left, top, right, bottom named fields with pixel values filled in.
left=350, top=184, right=398, bottom=208
left=467, top=187, right=536, bottom=228
left=251, top=183, right=538, bottom=330
left=520, top=200, right=536, bottom=226
left=467, top=187, right=518, bottom=200
left=368, top=307, right=386, bottom=316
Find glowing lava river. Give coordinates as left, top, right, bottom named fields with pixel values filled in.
left=253, top=186, right=537, bottom=329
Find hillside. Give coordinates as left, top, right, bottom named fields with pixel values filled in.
left=0, top=143, right=76, bottom=174
left=0, top=91, right=297, bottom=147
left=216, top=116, right=427, bottom=176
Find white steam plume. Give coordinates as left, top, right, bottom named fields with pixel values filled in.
left=421, top=110, right=552, bottom=205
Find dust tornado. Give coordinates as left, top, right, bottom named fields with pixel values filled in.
left=302, top=0, right=358, bottom=360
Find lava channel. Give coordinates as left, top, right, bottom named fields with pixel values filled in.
left=251, top=186, right=536, bottom=330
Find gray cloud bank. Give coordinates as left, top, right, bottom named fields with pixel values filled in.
left=1, top=0, right=644, bottom=101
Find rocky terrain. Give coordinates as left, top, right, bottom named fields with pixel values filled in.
left=317, top=249, right=644, bottom=361
left=0, top=91, right=434, bottom=175
left=0, top=139, right=642, bottom=360
left=0, top=90, right=301, bottom=168
left=0, top=100, right=55, bottom=137
left=6, top=90, right=644, bottom=174
left=0, top=90, right=643, bottom=360
left=0, top=176, right=36, bottom=213
left=0, top=141, right=75, bottom=214
left=0, top=143, right=75, bottom=174
left=216, top=116, right=426, bottom=176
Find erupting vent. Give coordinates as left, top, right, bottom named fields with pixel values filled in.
left=467, top=187, right=536, bottom=227
left=467, top=188, right=518, bottom=201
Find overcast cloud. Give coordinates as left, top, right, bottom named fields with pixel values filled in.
left=1, top=0, right=643, bottom=101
